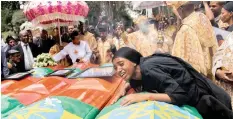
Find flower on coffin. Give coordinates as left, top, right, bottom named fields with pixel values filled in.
left=33, top=53, right=57, bottom=67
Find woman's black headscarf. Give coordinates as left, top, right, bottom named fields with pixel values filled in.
left=223, top=2, right=233, bottom=12
left=113, top=47, right=143, bottom=65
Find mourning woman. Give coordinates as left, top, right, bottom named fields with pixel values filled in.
left=221, top=2, right=233, bottom=32
left=112, top=47, right=233, bottom=119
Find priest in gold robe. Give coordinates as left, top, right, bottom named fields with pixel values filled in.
left=94, top=23, right=117, bottom=64
left=212, top=32, right=233, bottom=107
left=127, top=16, right=173, bottom=57
left=78, top=21, right=97, bottom=52
left=169, top=1, right=218, bottom=79
left=112, top=24, right=129, bottom=50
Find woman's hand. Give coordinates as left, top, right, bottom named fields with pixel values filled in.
left=121, top=93, right=149, bottom=106
left=111, top=82, right=130, bottom=104
left=120, top=93, right=171, bottom=106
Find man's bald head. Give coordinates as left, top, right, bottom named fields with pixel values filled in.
left=19, top=30, right=29, bottom=43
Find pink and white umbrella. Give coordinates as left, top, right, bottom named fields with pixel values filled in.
left=23, top=1, right=89, bottom=28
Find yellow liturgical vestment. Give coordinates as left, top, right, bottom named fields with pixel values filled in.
left=172, top=12, right=218, bottom=78
left=79, top=32, right=97, bottom=51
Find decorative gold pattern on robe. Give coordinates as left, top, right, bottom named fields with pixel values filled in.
left=79, top=32, right=97, bottom=51
left=127, top=25, right=173, bottom=56
left=172, top=12, right=218, bottom=78
left=213, top=32, right=233, bottom=73
left=97, top=38, right=117, bottom=64
left=49, top=44, right=70, bottom=67
left=212, top=32, right=233, bottom=107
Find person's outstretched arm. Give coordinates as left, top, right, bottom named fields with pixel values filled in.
left=53, top=46, right=68, bottom=62
left=121, top=93, right=171, bottom=106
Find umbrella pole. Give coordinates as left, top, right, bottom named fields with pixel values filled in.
left=58, top=19, right=62, bottom=46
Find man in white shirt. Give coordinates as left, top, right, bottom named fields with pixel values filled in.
left=12, top=30, right=38, bottom=71
left=53, top=30, right=92, bottom=64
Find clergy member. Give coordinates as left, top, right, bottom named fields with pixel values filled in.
left=212, top=32, right=233, bottom=108
left=169, top=1, right=218, bottom=79
left=94, top=23, right=117, bottom=64
left=78, top=21, right=97, bottom=51
left=127, top=16, right=172, bottom=56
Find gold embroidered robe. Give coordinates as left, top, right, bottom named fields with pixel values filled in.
left=172, top=12, right=218, bottom=78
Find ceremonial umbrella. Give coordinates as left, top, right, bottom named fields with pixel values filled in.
left=23, top=1, right=89, bottom=44
left=132, top=1, right=165, bottom=10
left=132, top=1, right=166, bottom=18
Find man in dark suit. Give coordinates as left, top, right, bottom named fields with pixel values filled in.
left=1, top=46, right=9, bottom=78
left=33, top=29, right=55, bottom=54
left=12, top=30, right=39, bottom=71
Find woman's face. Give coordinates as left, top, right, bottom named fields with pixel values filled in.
left=113, top=57, right=136, bottom=81
left=221, top=8, right=232, bottom=23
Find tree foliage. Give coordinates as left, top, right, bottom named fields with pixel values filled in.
left=85, top=1, right=132, bottom=27
left=1, top=9, right=13, bottom=32
left=1, top=1, right=20, bottom=10
left=1, top=1, right=22, bottom=32
left=86, top=1, right=101, bottom=26
left=11, top=10, right=27, bottom=26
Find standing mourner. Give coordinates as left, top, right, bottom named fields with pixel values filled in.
left=209, top=1, right=229, bottom=29
left=12, top=30, right=38, bottom=71
left=34, top=29, right=55, bottom=54
left=169, top=1, right=218, bottom=79
left=27, top=30, right=33, bottom=43
left=67, top=25, right=75, bottom=42
left=78, top=21, right=97, bottom=52
left=112, top=47, right=233, bottom=119
left=220, top=2, right=233, bottom=32
left=212, top=32, right=233, bottom=108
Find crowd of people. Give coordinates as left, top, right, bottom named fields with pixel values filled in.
left=1, top=1, right=233, bottom=118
